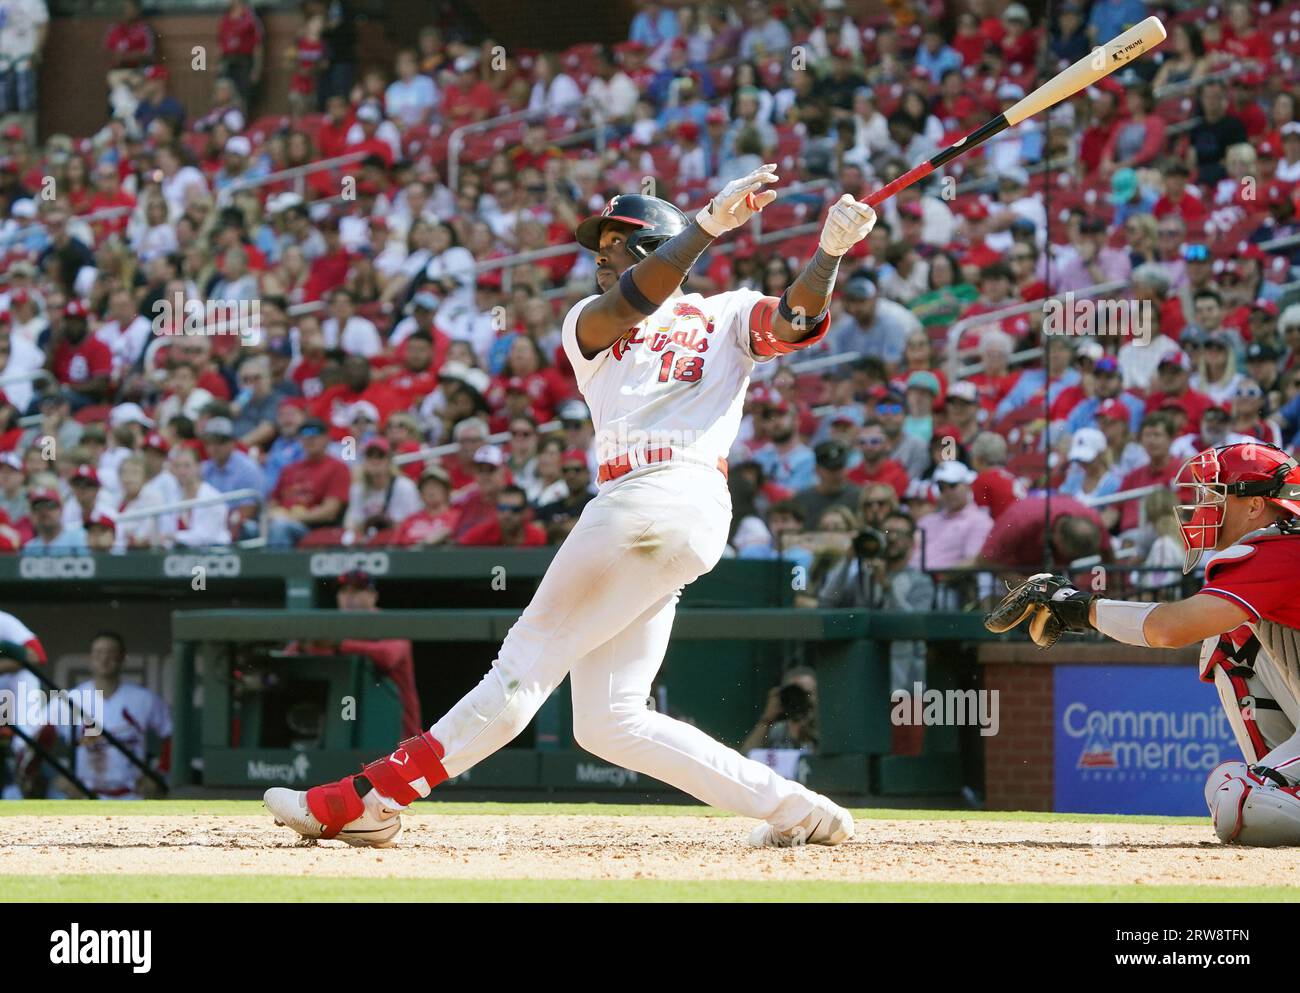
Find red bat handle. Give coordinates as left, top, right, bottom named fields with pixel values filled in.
left=861, top=161, right=935, bottom=208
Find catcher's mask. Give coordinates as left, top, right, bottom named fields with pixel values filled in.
left=575, top=194, right=689, bottom=261
left=1174, top=442, right=1300, bottom=573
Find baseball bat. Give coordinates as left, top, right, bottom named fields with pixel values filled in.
left=861, top=15, right=1167, bottom=207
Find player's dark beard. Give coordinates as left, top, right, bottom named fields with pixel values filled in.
left=771, top=426, right=795, bottom=443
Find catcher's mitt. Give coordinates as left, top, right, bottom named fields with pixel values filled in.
left=984, top=573, right=1094, bottom=649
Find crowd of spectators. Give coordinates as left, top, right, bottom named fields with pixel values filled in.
left=0, top=0, right=1294, bottom=590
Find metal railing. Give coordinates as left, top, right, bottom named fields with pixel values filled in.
left=447, top=102, right=607, bottom=193
left=116, top=487, right=264, bottom=547
left=217, top=151, right=369, bottom=205
left=391, top=420, right=563, bottom=468
left=945, top=278, right=1129, bottom=381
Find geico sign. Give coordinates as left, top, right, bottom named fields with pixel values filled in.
left=163, top=554, right=242, bottom=578
left=19, top=556, right=96, bottom=580
left=309, top=551, right=390, bottom=576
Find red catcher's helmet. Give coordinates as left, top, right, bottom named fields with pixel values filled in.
left=1175, top=442, right=1300, bottom=573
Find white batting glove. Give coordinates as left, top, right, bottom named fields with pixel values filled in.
left=695, top=164, right=780, bottom=237
left=819, top=195, right=877, bottom=257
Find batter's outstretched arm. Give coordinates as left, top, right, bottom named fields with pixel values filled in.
left=770, top=195, right=876, bottom=343
left=576, top=167, right=781, bottom=359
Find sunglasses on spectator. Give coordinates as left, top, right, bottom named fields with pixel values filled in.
left=861, top=498, right=893, bottom=507
left=511, top=428, right=535, bottom=437
left=1009, top=252, right=1034, bottom=262
left=561, top=464, right=586, bottom=473
left=859, top=436, right=886, bottom=447
left=497, top=503, right=525, bottom=513
left=875, top=403, right=903, bottom=415
left=936, top=481, right=961, bottom=491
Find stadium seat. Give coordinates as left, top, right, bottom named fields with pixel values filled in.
left=296, top=527, right=347, bottom=547
left=73, top=404, right=114, bottom=425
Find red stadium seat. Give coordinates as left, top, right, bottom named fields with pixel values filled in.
left=296, top=527, right=347, bottom=548
left=73, top=404, right=113, bottom=425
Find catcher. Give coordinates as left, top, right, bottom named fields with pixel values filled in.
left=985, top=442, right=1300, bottom=845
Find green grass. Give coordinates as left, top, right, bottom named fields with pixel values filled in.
left=0, top=799, right=1206, bottom=825
left=6, top=874, right=1296, bottom=903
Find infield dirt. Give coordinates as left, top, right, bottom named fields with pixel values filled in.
left=0, top=814, right=1293, bottom=886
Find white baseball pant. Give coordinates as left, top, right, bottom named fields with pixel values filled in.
left=425, top=460, right=825, bottom=831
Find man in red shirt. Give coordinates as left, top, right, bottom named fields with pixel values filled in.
left=105, top=0, right=155, bottom=68
left=976, top=493, right=1111, bottom=579
left=394, top=466, right=461, bottom=546
left=217, top=0, right=264, bottom=105
left=345, top=104, right=394, bottom=168
left=266, top=417, right=351, bottom=548
left=440, top=56, right=497, bottom=127
left=310, top=355, right=404, bottom=438
left=317, top=94, right=355, bottom=160
left=846, top=419, right=910, bottom=497
left=302, top=216, right=352, bottom=302
left=47, top=300, right=112, bottom=411
left=458, top=484, right=546, bottom=547
left=1144, top=350, right=1215, bottom=428
left=452, top=444, right=510, bottom=539
left=1117, top=412, right=1181, bottom=530
left=968, top=432, right=1024, bottom=522
left=1152, top=161, right=1207, bottom=226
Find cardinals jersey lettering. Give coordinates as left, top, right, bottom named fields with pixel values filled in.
left=561, top=288, right=787, bottom=466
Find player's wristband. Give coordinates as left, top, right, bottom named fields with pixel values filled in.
left=0, top=639, right=27, bottom=662
left=777, top=290, right=828, bottom=330
left=618, top=267, right=659, bottom=317
left=1092, top=599, right=1157, bottom=647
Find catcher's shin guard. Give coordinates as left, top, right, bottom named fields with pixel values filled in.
left=1205, top=761, right=1300, bottom=845
left=306, top=731, right=448, bottom=838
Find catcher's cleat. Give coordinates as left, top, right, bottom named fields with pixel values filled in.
left=264, top=779, right=402, bottom=848
left=749, top=800, right=854, bottom=848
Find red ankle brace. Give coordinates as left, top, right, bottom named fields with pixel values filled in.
left=361, top=731, right=448, bottom=806
left=305, top=777, right=365, bottom=839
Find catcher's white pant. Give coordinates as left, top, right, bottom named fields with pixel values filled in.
left=425, top=461, right=825, bottom=831
left=1204, top=624, right=1300, bottom=844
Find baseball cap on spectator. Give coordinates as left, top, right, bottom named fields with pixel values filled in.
left=843, top=276, right=876, bottom=300
left=996, top=82, right=1026, bottom=102
left=144, top=65, right=169, bottom=81
left=350, top=400, right=381, bottom=424
left=225, top=136, right=252, bottom=157
left=71, top=465, right=100, bottom=487
left=476, top=270, right=504, bottom=291
left=1094, top=356, right=1119, bottom=375
left=460, top=369, right=490, bottom=399
left=438, top=360, right=471, bottom=384
left=1097, top=399, right=1130, bottom=422
left=1203, top=331, right=1232, bottom=350
left=1258, top=137, right=1281, bottom=160
left=64, top=299, right=89, bottom=319
left=356, top=103, right=382, bottom=123
left=962, top=243, right=1001, bottom=268
left=269, top=337, right=295, bottom=358
left=453, top=55, right=477, bottom=73
left=875, top=388, right=905, bottom=408
left=473, top=445, right=506, bottom=467
left=9, top=289, right=30, bottom=308
left=1247, top=342, right=1282, bottom=363
left=898, top=202, right=923, bottom=221
left=337, top=569, right=376, bottom=590
left=86, top=510, right=116, bottom=533
left=28, top=487, right=61, bottom=507
left=705, top=107, right=727, bottom=125
left=408, top=291, right=439, bottom=312
left=1158, top=350, right=1192, bottom=372
left=299, top=417, right=329, bottom=438
left=0, top=452, right=21, bottom=471
left=144, top=431, right=170, bottom=453
left=419, top=464, right=451, bottom=488
left=109, top=402, right=154, bottom=429
left=677, top=120, right=700, bottom=142
left=946, top=382, right=979, bottom=404
left=10, top=198, right=35, bottom=219
left=1283, top=122, right=1300, bottom=139
left=1108, top=168, right=1139, bottom=205
left=1073, top=339, right=1104, bottom=362
left=1003, top=2, right=1031, bottom=22
left=905, top=370, right=941, bottom=395
left=558, top=399, right=591, bottom=423
left=267, top=192, right=303, bottom=215
left=1067, top=427, right=1108, bottom=463
left=560, top=448, right=588, bottom=467
left=814, top=440, right=849, bottom=471
left=364, top=436, right=391, bottom=455
left=202, top=416, right=235, bottom=439
left=932, top=460, right=977, bottom=485
left=1253, top=299, right=1280, bottom=318
left=956, top=199, right=990, bottom=221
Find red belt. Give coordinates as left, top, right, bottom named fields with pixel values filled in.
left=596, top=447, right=729, bottom=484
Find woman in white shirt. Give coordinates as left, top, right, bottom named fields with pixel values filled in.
left=344, top=440, right=421, bottom=543
left=160, top=445, right=230, bottom=548
left=114, top=454, right=166, bottom=549
left=527, top=53, right=582, bottom=117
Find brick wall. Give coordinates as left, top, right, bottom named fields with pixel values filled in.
left=983, top=662, right=1055, bottom=811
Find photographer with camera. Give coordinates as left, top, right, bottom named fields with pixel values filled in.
left=741, top=667, right=819, bottom=757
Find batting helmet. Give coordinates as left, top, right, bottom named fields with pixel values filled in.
left=1175, top=442, right=1300, bottom=572
left=575, top=194, right=689, bottom=260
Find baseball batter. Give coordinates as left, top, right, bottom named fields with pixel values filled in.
left=986, top=441, right=1300, bottom=845
left=0, top=609, right=48, bottom=799
left=266, top=166, right=878, bottom=847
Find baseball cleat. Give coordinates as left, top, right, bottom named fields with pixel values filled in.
left=264, top=783, right=403, bottom=848
left=748, top=801, right=854, bottom=848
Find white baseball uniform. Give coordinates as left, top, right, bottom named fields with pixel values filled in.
left=417, top=287, right=832, bottom=830
left=0, top=610, right=46, bottom=799
left=57, top=680, right=172, bottom=799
